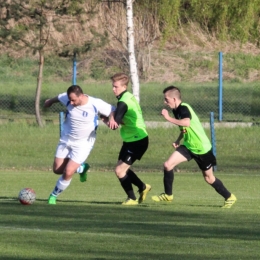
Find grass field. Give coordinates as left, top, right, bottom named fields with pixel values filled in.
left=0, top=171, right=259, bottom=260
left=0, top=55, right=259, bottom=259
left=0, top=122, right=259, bottom=172
left=0, top=53, right=260, bottom=123
left=1, top=80, right=259, bottom=123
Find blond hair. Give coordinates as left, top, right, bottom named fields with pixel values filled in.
left=110, top=72, right=129, bottom=86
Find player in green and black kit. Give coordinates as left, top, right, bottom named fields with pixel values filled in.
left=152, top=86, right=237, bottom=208
left=103, top=72, right=151, bottom=206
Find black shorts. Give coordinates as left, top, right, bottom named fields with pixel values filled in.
left=176, top=145, right=217, bottom=171
left=118, top=136, right=149, bottom=165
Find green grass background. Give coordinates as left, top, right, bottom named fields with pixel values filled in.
left=0, top=54, right=260, bottom=259
left=1, top=81, right=259, bottom=123
left=0, top=54, right=259, bottom=123
left=0, top=171, right=259, bottom=260
left=0, top=54, right=259, bottom=172
left=0, top=123, right=259, bottom=172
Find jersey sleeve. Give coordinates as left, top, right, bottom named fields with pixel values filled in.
left=114, top=101, right=127, bottom=124
left=179, top=105, right=191, bottom=119
left=91, top=97, right=115, bottom=117
left=58, top=93, right=69, bottom=106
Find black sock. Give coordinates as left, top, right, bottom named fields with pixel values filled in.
left=127, top=169, right=145, bottom=191
left=119, top=175, right=136, bottom=200
left=211, top=178, right=231, bottom=199
left=164, top=169, right=174, bottom=195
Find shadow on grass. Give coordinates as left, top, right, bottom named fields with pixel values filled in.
left=0, top=197, right=123, bottom=206
left=0, top=196, right=17, bottom=200
left=0, top=200, right=259, bottom=241
left=1, top=198, right=259, bottom=260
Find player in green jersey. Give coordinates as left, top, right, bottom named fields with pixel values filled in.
left=102, top=72, right=151, bottom=206
left=152, top=86, right=237, bottom=208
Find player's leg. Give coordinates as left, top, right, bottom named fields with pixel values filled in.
left=72, top=137, right=94, bottom=182
left=48, top=142, right=70, bottom=204
left=152, top=146, right=188, bottom=202
left=48, top=159, right=80, bottom=204
left=115, top=160, right=138, bottom=205
left=128, top=168, right=151, bottom=204
left=76, top=163, right=90, bottom=182
left=202, top=168, right=237, bottom=208
left=198, top=150, right=237, bottom=208
left=48, top=139, right=92, bottom=204
left=52, top=142, right=70, bottom=174
left=53, top=157, right=70, bottom=174
left=123, top=137, right=151, bottom=204
left=115, top=138, right=150, bottom=205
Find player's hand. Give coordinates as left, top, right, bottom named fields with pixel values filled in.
left=172, top=142, right=180, bottom=149
left=161, top=109, right=170, bottom=120
left=100, top=115, right=110, bottom=127
left=44, top=99, right=52, bottom=108
left=108, top=118, right=119, bottom=130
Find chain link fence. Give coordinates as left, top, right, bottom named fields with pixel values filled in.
left=0, top=79, right=260, bottom=172
left=2, top=82, right=256, bottom=123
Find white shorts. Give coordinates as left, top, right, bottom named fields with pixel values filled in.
left=55, top=135, right=95, bottom=164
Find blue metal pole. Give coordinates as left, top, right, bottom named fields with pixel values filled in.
left=210, top=112, right=217, bottom=171
left=218, top=52, right=223, bottom=121
left=59, top=111, right=64, bottom=138
left=72, top=52, right=77, bottom=85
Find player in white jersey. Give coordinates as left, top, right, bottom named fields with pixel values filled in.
left=44, top=85, right=115, bottom=204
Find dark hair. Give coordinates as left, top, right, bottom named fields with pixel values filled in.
left=163, top=86, right=181, bottom=99
left=67, top=85, right=83, bottom=96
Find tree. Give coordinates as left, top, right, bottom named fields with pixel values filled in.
left=102, top=0, right=182, bottom=90
left=126, top=0, right=140, bottom=102
left=100, top=0, right=141, bottom=101
left=0, top=0, right=102, bottom=126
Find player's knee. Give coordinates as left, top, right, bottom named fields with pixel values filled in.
left=204, top=177, right=212, bottom=184
left=204, top=177, right=215, bottom=185
left=114, top=168, right=124, bottom=178
left=202, top=169, right=215, bottom=184
left=114, top=169, right=120, bottom=178
left=53, top=168, right=62, bottom=175
left=163, top=161, right=174, bottom=171
left=203, top=174, right=215, bottom=185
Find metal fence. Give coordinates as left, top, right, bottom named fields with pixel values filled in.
left=0, top=54, right=259, bottom=172
left=1, top=78, right=259, bottom=123
left=0, top=82, right=259, bottom=173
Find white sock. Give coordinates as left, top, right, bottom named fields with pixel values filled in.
left=76, top=164, right=84, bottom=174
left=51, top=176, right=71, bottom=197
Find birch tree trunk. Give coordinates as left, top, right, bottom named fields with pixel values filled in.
left=35, top=50, right=44, bottom=127
left=126, top=0, right=140, bottom=102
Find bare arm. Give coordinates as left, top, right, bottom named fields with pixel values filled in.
left=108, top=111, right=119, bottom=129
left=101, top=101, right=127, bottom=130
left=44, top=96, right=59, bottom=108
left=173, top=132, right=183, bottom=149
left=100, top=111, right=119, bottom=130
left=161, top=109, right=190, bottom=127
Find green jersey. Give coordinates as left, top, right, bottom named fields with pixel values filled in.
left=118, top=91, right=148, bottom=142
left=173, top=102, right=212, bottom=154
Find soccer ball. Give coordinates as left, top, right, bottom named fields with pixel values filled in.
left=18, top=188, right=36, bottom=205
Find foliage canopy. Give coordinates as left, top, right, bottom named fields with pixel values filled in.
left=134, top=0, right=260, bottom=44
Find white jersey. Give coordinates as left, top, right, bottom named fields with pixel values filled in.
left=58, top=93, right=114, bottom=140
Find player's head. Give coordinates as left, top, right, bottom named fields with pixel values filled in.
left=163, top=86, right=181, bottom=109
left=67, top=85, right=84, bottom=106
left=110, top=72, right=129, bottom=96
